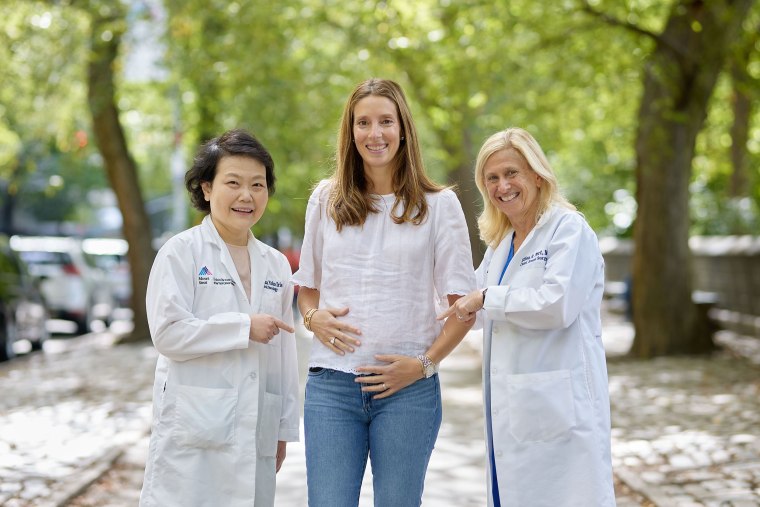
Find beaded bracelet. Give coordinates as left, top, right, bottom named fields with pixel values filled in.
left=303, top=308, right=318, bottom=331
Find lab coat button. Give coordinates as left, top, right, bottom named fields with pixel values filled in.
left=496, top=451, right=503, bottom=457
left=249, top=372, right=257, bottom=380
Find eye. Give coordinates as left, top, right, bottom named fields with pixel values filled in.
left=381, top=118, right=394, bottom=126
left=486, top=174, right=498, bottom=182
left=355, top=119, right=368, bottom=127
left=253, top=182, right=266, bottom=188
left=226, top=180, right=239, bottom=186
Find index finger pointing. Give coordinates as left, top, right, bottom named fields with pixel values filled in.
left=274, top=318, right=295, bottom=333
left=436, top=306, right=455, bottom=321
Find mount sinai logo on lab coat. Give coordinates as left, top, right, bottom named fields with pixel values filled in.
left=197, top=265, right=235, bottom=286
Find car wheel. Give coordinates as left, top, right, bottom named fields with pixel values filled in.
left=30, top=324, right=49, bottom=351
left=77, top=302, right=93, bottom=335
left=0, top=315, right=17, bottom=362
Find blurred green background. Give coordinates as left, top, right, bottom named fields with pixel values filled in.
left=2, top=0, right=757, bottom=241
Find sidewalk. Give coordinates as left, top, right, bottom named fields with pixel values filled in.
left=602, top=310, right=760, bottom=507
left=3, top=306, right=759, bottom=506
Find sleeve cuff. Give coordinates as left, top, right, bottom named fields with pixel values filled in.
left=483, top=285, right=509, bottom=322
left=278, top=427, right=300, bottom=442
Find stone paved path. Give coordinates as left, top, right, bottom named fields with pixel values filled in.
left=1, top=306, right=758, bottom=506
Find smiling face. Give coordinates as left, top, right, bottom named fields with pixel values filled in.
left=483, top=148, right=543, bottom=229
left=201, top=155, right=268, bottom=245
left=352, top=95, right=402, bottom=179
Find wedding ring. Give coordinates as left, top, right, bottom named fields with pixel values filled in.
left=382, top=383, right=387, bottom=390
left=457, top=314, right=464, bottom=320
left=329, top=337, right=336, bottom=345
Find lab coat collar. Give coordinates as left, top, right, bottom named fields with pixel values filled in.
left=200, top=215, right=267, bottom=311
left=486, top=205, right=560, bottom=287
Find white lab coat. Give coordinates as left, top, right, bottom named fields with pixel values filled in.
left=139, top=215, right=300, bottom=507
left=479, top=205, right=615, bottom=507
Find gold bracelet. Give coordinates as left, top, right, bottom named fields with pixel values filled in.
left=303, top=308, right=318, bottom=331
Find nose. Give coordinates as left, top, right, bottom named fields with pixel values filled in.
left=497, top=178, right=510, bottom=192
left=239, top=187, right=253, bottom=201
left=369, top=122, right=382, bottom=138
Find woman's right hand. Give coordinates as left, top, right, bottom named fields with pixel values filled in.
left=249, top=314, right=295, bottom=344
left=309, top=307, right=362, bottom=355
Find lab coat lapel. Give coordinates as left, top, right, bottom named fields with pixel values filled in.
left=247, top=237, right=267, bottom=313
left=201, top=215, right=250, bottom=306
left=486, top=231, right=514, bottom=287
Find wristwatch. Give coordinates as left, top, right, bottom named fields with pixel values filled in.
left=416, top=354, right=437, bottom=378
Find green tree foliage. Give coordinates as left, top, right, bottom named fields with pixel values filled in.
left=2, top=1, right=758, bottom=242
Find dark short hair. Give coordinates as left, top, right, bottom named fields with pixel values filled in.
left=185, top=129, right=276, bottom=213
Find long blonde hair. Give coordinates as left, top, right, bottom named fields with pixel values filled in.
left=328, top=78, right=444, bottom=230
left=475, top=127, right=576, bottom=249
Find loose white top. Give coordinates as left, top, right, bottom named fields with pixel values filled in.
left=293, top=180, right=476, bottom=373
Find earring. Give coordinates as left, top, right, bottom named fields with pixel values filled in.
left=401, top=136, right=405, bottom=141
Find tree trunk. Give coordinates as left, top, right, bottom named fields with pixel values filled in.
left=729, top=52, right=752, bottom=198
left=630, top=0, right=754, bottom=358
left=448, top=128, right=484, bottom=265
left=87, top=11, right=154, bottom=343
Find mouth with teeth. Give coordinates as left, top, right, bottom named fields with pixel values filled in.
left=499, top=192, right=519, bottom=203
left=232, top=207, right=254, bottom=214
left=365, top=143, right=388, bottom=153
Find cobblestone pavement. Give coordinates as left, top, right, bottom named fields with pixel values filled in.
left=1, top=306, right=758, bottom=506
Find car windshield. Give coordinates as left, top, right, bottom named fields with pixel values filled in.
left=18, top=251, right=73, bottom=266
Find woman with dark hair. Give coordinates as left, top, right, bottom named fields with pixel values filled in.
left=293, top=78, right=476, bottom=506
left=140, top=129, right=299, bottom=507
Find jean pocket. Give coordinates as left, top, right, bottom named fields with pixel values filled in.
left=507, top=369, right=576, bottom=443
left=172, top=385, right=237, bottom=449
left=257, top=392, right=283, bottom=457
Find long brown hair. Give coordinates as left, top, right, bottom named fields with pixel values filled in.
left=328, top=78, right=444, bottom=230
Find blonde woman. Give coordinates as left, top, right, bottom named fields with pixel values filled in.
left=441, top=128, right=616, bottom=506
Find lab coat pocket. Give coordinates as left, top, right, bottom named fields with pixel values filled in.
left=172, top=385, right=238, bottom=449
left=259, top=289, right=282, bottom=316
left=257, top=392, right=283, bottom=457
left=506, top=369, right=576, bottom=443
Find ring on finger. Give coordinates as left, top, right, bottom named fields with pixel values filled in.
left=381, top=383, right=387, bottom=390
left=329, top=337, right=336, bottom=345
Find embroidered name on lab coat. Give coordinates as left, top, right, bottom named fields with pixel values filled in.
left=520, top=249, right=548, bottom=267
left=264, top=280, right=283, bottom=292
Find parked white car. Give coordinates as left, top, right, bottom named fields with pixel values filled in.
left=81, top=238, right=131, bottom=309
left=1, top=234, right=49, bottom=361
left=9, top=236, right=114, bottom=334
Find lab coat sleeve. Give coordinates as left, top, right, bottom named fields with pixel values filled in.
left=291, top=181, right=328, bottom=290
left=483, top=214, right=602, bottom=330
left=471, top=248, right=493, bottom=331
left=278, top=276, right=300, bottom=442
left=146, top=241, right=250, bottom=362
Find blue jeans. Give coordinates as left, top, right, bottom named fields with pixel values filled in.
left=304, top=368, right=442, bottom=507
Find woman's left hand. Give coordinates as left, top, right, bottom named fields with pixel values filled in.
left=437, top=289, right=484, bottom=322
left=354, top=355, right=424, bottom=399
left=275, top=440, right=286, bottom=472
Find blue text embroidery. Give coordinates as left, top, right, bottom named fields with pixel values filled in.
left=520, top=249, right=548, bottom=267
left=264, top=280, right=283, bottom=292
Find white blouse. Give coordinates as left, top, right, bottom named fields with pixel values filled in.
left=292, top=180, right=476, bottom=373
